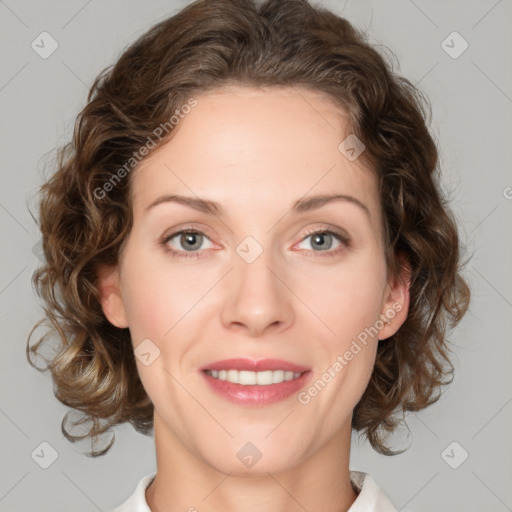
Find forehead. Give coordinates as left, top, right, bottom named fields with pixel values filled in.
left=130, top=85, right=382, bottom=233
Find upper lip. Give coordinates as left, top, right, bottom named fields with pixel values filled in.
left=200, top=358, right=310, bottom=373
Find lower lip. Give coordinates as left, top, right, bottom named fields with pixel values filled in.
left=201, top=370, right=311, bottom=406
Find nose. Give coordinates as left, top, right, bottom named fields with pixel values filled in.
left=220, top=247, right=294, bottom=338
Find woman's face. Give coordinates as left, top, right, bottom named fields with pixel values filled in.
left=99, top=85, right=409, bottom=475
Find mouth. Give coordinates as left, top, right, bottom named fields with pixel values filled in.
left=200, top=358, right=311, bottom=406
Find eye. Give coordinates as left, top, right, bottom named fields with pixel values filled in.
left=160, top=229, right=214, bottom=259
left=160, top=226, right=351, bottom=260
left=295, top=228, right=350, bottom=257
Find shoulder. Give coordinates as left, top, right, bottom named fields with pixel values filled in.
left=349, top=470, right=398, bottom=512
left=107, top=472, right=156, bottom=512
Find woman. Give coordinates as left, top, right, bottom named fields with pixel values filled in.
left=26, top=0, right=470, bottom=510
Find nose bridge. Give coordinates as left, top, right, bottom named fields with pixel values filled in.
left=221, top=234, right=292, bottom=336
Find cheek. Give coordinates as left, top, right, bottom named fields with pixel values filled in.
left=300, top=251, right=387, bottom=342
left=120, top=248, right=193, bottom=341
left=122, top=281, right=167, bottom=342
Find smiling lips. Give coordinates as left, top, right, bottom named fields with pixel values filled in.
left=200, top=358, right=311, bottom=406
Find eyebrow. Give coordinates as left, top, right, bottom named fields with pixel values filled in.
left=144, top=193, right=371, bottom=219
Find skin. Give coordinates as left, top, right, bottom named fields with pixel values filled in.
left=98, top=85, right=410, bottom=512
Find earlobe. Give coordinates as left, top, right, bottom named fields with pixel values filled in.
left=378, top=254, right=411, bottom=341
left=96, top=264, right=129, bottom=329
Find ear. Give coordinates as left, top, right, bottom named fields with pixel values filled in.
left=377, top=252, right=411, bottom=341
left=96, top=264, right=129, bottom=328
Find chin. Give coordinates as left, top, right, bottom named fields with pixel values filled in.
left=198, top=438, right=308, bottom=477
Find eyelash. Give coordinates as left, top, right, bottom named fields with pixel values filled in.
left=160, top=226, right=351, bottom=260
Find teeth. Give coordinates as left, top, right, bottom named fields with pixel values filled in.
left=206, top=369, right=302, bottom=385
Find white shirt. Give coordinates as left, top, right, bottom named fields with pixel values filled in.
left=109, top=470, right=398, bottom=511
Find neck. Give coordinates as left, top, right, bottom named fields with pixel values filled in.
left=145, top=413, right=358, bottom=512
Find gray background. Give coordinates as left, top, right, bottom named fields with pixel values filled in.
left=0, top=0, right=511, bottom=510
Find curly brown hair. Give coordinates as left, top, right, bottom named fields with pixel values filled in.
left=26, top=0, right=471, bottom=457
